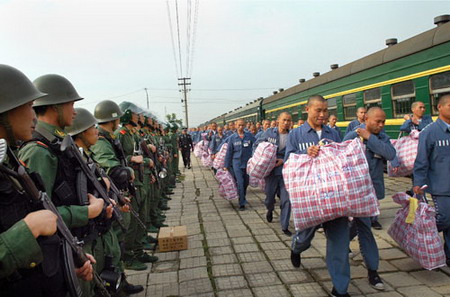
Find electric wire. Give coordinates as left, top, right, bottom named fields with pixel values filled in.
left=166, top=0, right=180, bottom=79
left=175, top=0, right=183, bottom=77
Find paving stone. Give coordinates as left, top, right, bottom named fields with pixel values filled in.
left=252, top=228, right=277, bottom=235
left=389, top=258, right=423, bottom=271
left=206, top=237, right=231, bottom=247
left=179, top=266, right=209, bottom=282
left=217, top=289, right=253, bottom=297
left=154, top=251, right=178, bottom=261
left=311, top=268, right=332, bottom=281
left=301, top=247, right=323, bottom=258
left=209, top=246, right=234, bottom=256
left=382, top=272, right=424, bottom=287
left=270, top=259, right=299, bottom=271
left=206, top=231, right=230, bottom=239
left=229, top=229, right=252, bottom=237
left=351, top=277, right=394, bottom=294
left=264, top=249, right=291, bottom=261
left=377, top=260, right=400, bottom=273
left=351, top=265, right=370, bottom=279
left=215, top=275, right=248, bottom=290
left=302, top=257, right=327, bottom=269
left=233, top=243, right=260, bottom=253
left=211, top=254, right=239, bottom=265
left=212, top=264, right=243, bottom=277
left=146, top=283, right=179, bottom=297
left=431, top=285, right=450, bottom=295
left=278, top=270, right=314, bottom=284
left=396, top=286, right=442, bottom=297
left=147, top=271, right=177, bottom=285
left=237, top=252, right=267, bottom=263
left=254, top=234, right=282, bottom=243
left=253, top=284, right=290, bottom=297
left=246, top=272, right=282, bottom=287
left=179, top=278, right=214, bottom=296
left=179, top=256, right=208, bottom=269
left=242, top=261, right=274, bottom=274
left=259, top=241, right=288, bottom=250
left=230, top=237, right=255, bottom=245
left=179, top=247, right=205, bottom=258
left=411, top=270, right=450, bottom=286
left=153, top=261, right=178, bottom=272
left=188, top=239, right=204, bottom=249
left=289, top=282, right=328, bottom=297
left=378, top=248, right=408, bottom=260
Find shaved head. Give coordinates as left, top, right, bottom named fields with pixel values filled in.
left=366, top=107, right=385, bottom=118
left=307, top=95, right=326, bottom=107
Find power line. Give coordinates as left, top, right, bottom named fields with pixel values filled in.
left=166, top=0, right=179, bottom=78
left=175, top=0, right=183, bottom=77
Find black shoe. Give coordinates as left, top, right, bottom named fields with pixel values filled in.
left=290, top=251, right=301, bottom=267
left=282, top=229, right=292, bottom=236
left=188, top=166, right=191, bottom=169
left=239, top=205, right=245, bottom=211
left=331, top=287, right=351, bottom=297
left=371, top=221, right=382, bottom=230
left=166, top=191, right=175, bottom=195
left=122, top=279, right=144, bottom=295
left=368, top=270, right=385, bottom=291
left=266, top=211, right=273, bottom=223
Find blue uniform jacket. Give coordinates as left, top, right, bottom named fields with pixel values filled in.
left=209, top=134, right=224, bottom=154
left=284, top=122, right=340, bottom=162
left=343, top=124, right=396, bottom=199
left=400, top=114, right=433, bottom=133
left=254, top=127, right=289, bottom=176
left=328, top=125, right=342, bottom=141
left=224, top=132, right=256, bottom=169
left=254, top=130, right=265, bottom=141
left=344, top=119, right=363, bottom=136
left=413, top=118, right=450, bottom=196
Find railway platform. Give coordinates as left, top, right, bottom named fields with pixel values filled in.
left=125, top=156, right=450, bottom=297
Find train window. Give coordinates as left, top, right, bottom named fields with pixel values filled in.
left=343, top=93, right=357, bottom=120
left=327, top=97, right=337, bottom=116
left=364, top=88, right=381, bottom=109
left=392, top=81, right=415, bottom=118
left=430, top=71, right=450, bottom=115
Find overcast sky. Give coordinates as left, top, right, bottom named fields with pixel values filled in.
left=0, top=0, right=448, bottom=126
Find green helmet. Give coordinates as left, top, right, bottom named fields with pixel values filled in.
left=119, top=101, right=141, bottom=124
left=94, top=100, right=124, bottom=123
left=0, top=64, right=47, bottom=113
left=66, top=108, right=97, bottom=136
left=170, top=123, right=179, bottom=132
left=33, top=74, right=83, bottom=107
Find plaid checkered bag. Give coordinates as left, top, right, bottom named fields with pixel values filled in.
left=216, top=169, right=239, bottom=200
left=201, top=152, right=213, bottom=167
left=283, top=138, right=379, bottom=231
left=247, top=142, right=277, bottom=180
left=388, top=192, right=445, bottom=270
left=213, top=143, right=228, bottom=169
left=388, top=130, right=419, bottom=177
left=193, top=142, right=203, bottom=157
left=249, top=176, right=266, bottom=191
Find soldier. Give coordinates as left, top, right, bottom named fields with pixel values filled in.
left=285, top=95, right=349, bottom=297
left=0, top=64, right=94, bottom=296
left=254, top=112, right=292, bottom=236
left=344, top=107, right=366, bottom=136
left=414, top=93, right=450, bottom=266
left=400, top=101, right=433, bottom=133
left=179, top=128, right=194, bottom=169
left=223, top=119, right=256, bottom=210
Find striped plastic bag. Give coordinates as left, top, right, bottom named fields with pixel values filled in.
left=388, top=130, right=419, bottom=177
left=216, top=169, right=238, bottom=200
left=213, top=143, right=228, bottom=169
left=247, top=142, right=277, bottom=180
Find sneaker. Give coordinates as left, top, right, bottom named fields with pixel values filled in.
left=290, top=251, right=301, bottom=268
left=368, top=270, right=385, bottom=291
left=371, top=221, right=383, bottom=230
left=331, top=287, right=351, bottom=297
left=239, top=205, right=245, bottom=211
left=266, top=210, right=273, bottom=223
left=282, top=229, right=293, bottom=236
left=124, top=259, right=147, bottom=271
left=136, top=253, right=158, bottom=263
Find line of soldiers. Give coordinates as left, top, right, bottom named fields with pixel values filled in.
left=0, top=64, right=180, bottom=297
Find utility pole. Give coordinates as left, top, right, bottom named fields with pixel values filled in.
left=178, top=77, right=191, bottom=127
left=144, top=88, right=149, bottom=110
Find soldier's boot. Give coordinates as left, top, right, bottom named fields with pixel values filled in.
left=147, top=225, right=159, bottom=233
left=136, top=252, right=158, bottom=263
left=124, top=258, right=147, bottom=271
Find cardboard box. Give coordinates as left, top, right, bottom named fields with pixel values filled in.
left=158, top=226, right=188, bottom=252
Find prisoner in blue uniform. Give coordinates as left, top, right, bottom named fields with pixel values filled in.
left=285, top=95, right=350, bottom=297
left=224, top=119, right=256, bottom=210
left=414, top=94, right=450, bottom=264
left=400, top=101, right=433, bottom=133
left=343, top=107, right=397, bottom=290
left=209, top=127, right=225, bottom=155
left=344, top=107, right=366, bottom=136
left=254, top=112, right=292, bottom=235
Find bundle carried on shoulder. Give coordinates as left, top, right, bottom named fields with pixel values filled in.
left=388, top=130, right=419, bottom=177
left=201, top=151, right=213, bottom=167
left=194, top=140, right=209, bottom=158
left=388, top=192, right=445, bottom=270
left=283, top=138, right=379, bottom=231
left=216, top=169, right=238, bottom=200
left=213, top=142, right=228, bottom=169
left=247, top=142, right=277, bottom=180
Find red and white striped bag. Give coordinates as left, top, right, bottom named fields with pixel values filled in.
left=194, top=140, right=209, bottom=158
left=388, top=192, right=445, bottom=270
left=216, top=169, right=238, bottom=200
left=247, top=142, right=277, bottom=180
left=249, top=175, right=266, bottom=192
left=213, top=143, right=228, bottom=169
left=201, top=152, right=213, bottom=167
left=283, top=138, right=379, bottom=231
left=388, top=130, right=419, bottom=177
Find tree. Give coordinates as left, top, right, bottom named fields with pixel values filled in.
left=166, top=113, right=183, bottom=126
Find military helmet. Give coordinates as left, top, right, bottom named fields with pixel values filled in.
left=66, top=107, right=98, bottom=136
left=119, top=101, right=142, bottom=124
left=0, top=64, right=47, bottom=113
left=33, top=74, right=83, bottom=107
left=170, top=122, right=179, bottom=132
left=94, top=100, right=124, bottom=123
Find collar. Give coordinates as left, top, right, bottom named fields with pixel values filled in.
left=36, top=121, right=67, bottom=139
left=436, top=118, right=450, bottom=132
left=303, top=122, right=325, bottom=133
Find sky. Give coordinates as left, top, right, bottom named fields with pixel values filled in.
left=0, top=0, right=448, bottom=126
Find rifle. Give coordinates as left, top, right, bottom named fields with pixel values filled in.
left=133, top=142, right=145, bottom=183
left=0, top=139, right=111, bottom=297
left=140, top=138, right=160, bottom=186
left=60, top=136, right=127, bottom=231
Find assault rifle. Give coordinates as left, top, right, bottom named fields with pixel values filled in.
left=60, top=136, right=126, bottom=231
left=0, top=139, right=111, bottom=297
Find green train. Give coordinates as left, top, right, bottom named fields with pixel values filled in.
left=205, top=15, right=450, bottom=138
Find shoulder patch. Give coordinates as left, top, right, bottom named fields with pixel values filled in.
left=120, top=129, right=127, bottom=135
left=36, top=141, right=48, bottom=148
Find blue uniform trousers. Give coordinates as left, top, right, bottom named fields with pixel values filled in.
left=349, top=217, right=379, bottom=270
left=432, top=196, right=450, bottom=259
left=264, top=174, right=291, bottom=230
left=232, top=167, right=249, bottom=207
left=292, top=217, right=350, bottom=294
